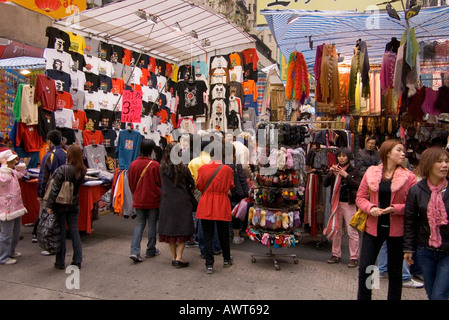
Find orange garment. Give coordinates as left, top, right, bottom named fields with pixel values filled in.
left=229, top=52, right=242, bottom=68
left=243, top=80, right=257, bottom=101
left=113, top=170, right=125, bottom=216
left=39, top=142, right=50, bottom=165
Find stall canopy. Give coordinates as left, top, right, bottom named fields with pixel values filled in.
left=0, top=56, right=45, bottom=70
left=262, top=5, right=449, bottom=75
left=53, top=0, right=256, bottom=64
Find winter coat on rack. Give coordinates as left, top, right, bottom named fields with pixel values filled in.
left=356, top=164, right=417, bottom=237
left=320, top=44, right=339, bottom=104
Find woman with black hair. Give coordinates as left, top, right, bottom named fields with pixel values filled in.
left=324, top=147, right=363, bottom=268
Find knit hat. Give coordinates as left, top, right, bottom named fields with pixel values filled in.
left=0, top=149, right=18, bottom=162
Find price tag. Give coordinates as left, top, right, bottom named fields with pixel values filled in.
left=121, top=90, right=142, bottom=124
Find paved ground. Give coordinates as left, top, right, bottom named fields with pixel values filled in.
left=0, top=212, right=427, bottom=301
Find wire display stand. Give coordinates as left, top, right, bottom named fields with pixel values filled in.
left=250, top=239, right=299, bottom=271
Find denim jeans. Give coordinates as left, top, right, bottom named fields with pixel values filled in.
left=130, top=208, right=159, bottom=257
left=416, top=245, right=449, bottom=300
left=55, top=205, right=82, bottom=267
left=377, top=241, right=413, bottom=281
left=201, top=219, right=231, bottom=267
left=0, top=217, right=21, bottom=264
left=358, top=228, right=403, bottom=300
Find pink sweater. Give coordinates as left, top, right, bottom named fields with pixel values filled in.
left=356, top=164, right=417, bottom=237
left=0, top=164, right=27, bottom=221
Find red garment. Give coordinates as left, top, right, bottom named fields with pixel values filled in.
left=122, top=49, right=132, bottom=66
left=16, top=122, right=43, bottom=152
left=73, top=110, right=88, bottom=130
left=156, top=108, right=168, bottom=124
left=241, top=48, right=259, bottom=71
left=148, top=57, right=156, bottom=73
left=165, top=63, right=173, bottom=78
left=140, top=68, right=150, bottom=86
left=128, top=157, right=161, bottom=209
left=196, top=162, right=235, bottom=222
left=111, top=78, right=124, bottom=95
left=82, top=130, right=104, bottom=146
left=56, top=91, right=73, bottom=110
left=34, top=75, right=56, bottom=112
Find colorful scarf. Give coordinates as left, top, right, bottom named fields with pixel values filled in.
left=427, top=178, right=448, bottom=248
left=324, top=167, right=347, bottom=239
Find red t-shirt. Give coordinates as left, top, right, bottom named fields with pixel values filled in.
left=73, top=110, right=88, bottom=130
left=82, top=130, right=104, bottom=146
left=148, top=57, right=157, bottom=73
left=111, top=78, right=124, bottom=95
left=122, top=49, right=132, bottom=66
left=16, top=122, right=43, bottom=152
left=241, top=48, right=259, bottom=71
left=140, top=68, right=150, bottom=86
left=155, top=108, right=168, bottom=124
left=34, top=74, right=56, bottom=112
left=56, top=91, right=74, bottom=110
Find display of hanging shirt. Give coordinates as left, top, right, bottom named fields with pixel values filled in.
left=83, top=144, right=107, bottom=170
left=176, top=80, right=208, bottom=117
left=116, top=129, right=142, bottom=170
left=43, top=48, right=73, bottom=74
left=348, top=49, right=365, bottom=108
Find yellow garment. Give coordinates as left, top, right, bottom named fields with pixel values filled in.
left=188, top=151, right=211, bottom=183
left=67, top=32, right=86, bottom=55
left=355, top=73, right=361, bottom=112
left=320, top=44, right=340, bottom=103
left=170, top=65, right=179, bottom=82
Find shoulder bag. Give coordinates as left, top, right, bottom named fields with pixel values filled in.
left=191, top=164, right=224, bottom=207
left=43, top=165, right=74, bottom=205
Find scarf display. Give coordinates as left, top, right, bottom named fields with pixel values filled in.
left=427, top=178, right=449, bottom=248
left=286, top=51, right=310, bottom=104
left=324, top=167, right=346, bottom=239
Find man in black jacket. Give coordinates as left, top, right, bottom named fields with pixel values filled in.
left=356, top=136, right=380, bottom=176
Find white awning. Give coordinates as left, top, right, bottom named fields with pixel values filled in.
left=54, top=0, right=256, bottom=64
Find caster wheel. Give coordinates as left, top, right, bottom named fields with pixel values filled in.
left=274, top=264, right=280, bottom=271
left=293, top=259, right=299, bottom=264
left=251, top=257, right=256, bottom=263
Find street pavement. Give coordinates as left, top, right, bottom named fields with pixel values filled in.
left=0, top=212, right=427, bottom=301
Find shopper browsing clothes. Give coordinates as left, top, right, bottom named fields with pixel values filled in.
left=355, top=136, right=380, bottom=176
left=128, top=139, right=161, bottom=263
left=404, top=147, right=449, bottom=300
left=158, top=142, right=195, bottom=268
left=0, top=150, right=27, bottom=265
left=46, top=145, right=86, bottom=270
left=356, top=140, right=417, bottom=300
left=324, top=147, right=362, bottom=268
left=196, top=141, right=235, bottom=274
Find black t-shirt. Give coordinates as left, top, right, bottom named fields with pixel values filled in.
left=46, top=69, right=71, bottom=93
left=57, top=127, right=76, bottom=145
left=99, top=109, right=114, bottom=129
left=156, top=59, right=166, bottom=76
left=137, top=54, right=150, bottom=69
left=99, top=75, right=112, bottom=93
left=85, top=110, right=102, bottom=130
left=111, top=45, right=124, bottom=64
left=101, top=128, right=117, bottom=157
left=176, top=80, right=207, bottom=116
left=178, top=65, right=193, bottom=81
left=99, top=42, right=113, bottom=61
left=45, top=26, right=70, bottom=52
left=69, top=51, right=86, bottom=72
left=38, top=107, right=56, bottom=139
left=84, top=73, right=100, bottom=92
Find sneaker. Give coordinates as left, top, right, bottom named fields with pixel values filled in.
left=129, top=254, right=143, bottom=263
left=4, top=258, right=17, bottom=265
left=347, top=259, right=358, bottom=268
left=327, top=256, right=341, bottom=264
left=41, top=250, right=52, bottom=256
left=232, top=237, right=244, bottom=245
left=206, top=266, right=214, bottom=274
left=223, top=256, right=233, bottom=267
left=32, top=235, right=38, bottom=243
left=11, top=252, right=22, bottom=258
left=403, top=279, right=424, bottom=288
left=145, top=249, right=160, bottom=258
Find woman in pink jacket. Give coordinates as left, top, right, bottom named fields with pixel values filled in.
left=0, top=150, right=27, bottom=265
left=356, top=140, right=417, bottom=300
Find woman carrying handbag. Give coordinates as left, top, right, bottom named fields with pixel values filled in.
left=46, top=145, right=87, bottom=270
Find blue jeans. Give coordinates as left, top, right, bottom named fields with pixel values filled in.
left=377, top=241, right=412, bottom=281
left=416, top=245, right=449, bottom=300
left=0, top=217, right=21, bottom=264
left=55, top=205, right=82, bottom=266
left=130, top=208, right=159, bottom=257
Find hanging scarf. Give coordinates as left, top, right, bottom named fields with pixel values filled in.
left=427, top=178, right=449, bottom=248
left=324, top=167, right=347, bottom=239
left=286, top=52, right=296, bottom=100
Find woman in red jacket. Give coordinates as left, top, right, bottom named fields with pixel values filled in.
left=356, top=139, right=417, bottom=300
left=196, top=141, right=235, bottom=274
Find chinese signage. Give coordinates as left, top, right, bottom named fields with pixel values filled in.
left=4, top=0, right=86, bottom=20
left=121, top=90, right=142, bottom=124
left=257, top=0, right=403, bottom=24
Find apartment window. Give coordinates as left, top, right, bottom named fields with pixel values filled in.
left=268, top=34, right=272, bottom=43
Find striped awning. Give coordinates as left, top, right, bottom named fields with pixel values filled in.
left=0, top=56, right=45, bottom=70
left=262, top=6, right=449, bottom=75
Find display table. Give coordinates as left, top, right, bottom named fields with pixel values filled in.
left=20, top=180, right=110, bottom=234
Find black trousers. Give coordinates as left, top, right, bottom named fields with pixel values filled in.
left=201, top=219, right=231, bottom=267
left=357, top=227, right=403, bottom=300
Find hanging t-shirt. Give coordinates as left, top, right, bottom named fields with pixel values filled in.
left=69, top=51, right=86, bottom=72
left=211, top=83, right=228, bottom=101
left=176, top=80, right=208, bottom=116
left=110, top=94, right=122, bottom=112
left=84, top=37, right=100, bottom=57
left=99, top=42, right=113, bottom=61
left=111, top=62, right=124, bottom=80
left=35, top=75, right=57, bottom=112
left=70, top=69, right=86, bottom=92
left=210, top=55, right=229, bottom=69
left=228, top=52, right=243, bottom=68
left=101, top=129, right=117, bottom=157
left=191, top=61, right=208, bottom=78
left=98, top=91, right=114, bottom=111
left=54, top=108, right=75, bottom=129
left=156, top=59, right=166, bottom=76
left=38, top=107, right=56, bottom=139
left=68, top=32, right=86, bottom=55
left=156, top=75, right=167, bottom=92
left=100, top=109, right=115, bottom=129
left=111, top=78, right=124, bottom=95
left=243, top=79, right=257, bottom=100
left=16, top=122, right=42, bottom=153
left=84, top=55, right=100, bottom=75
left=148, top=57, right=157, bottom=73
left=170, top=64, right=179, bottom=82
left=83, top=144, right=107, bottom=170
left=148, top=72, right=157, bottom=89
left=46, top=69, right=71, bottom=93
left=85, top=110, right=102, bottom=131
left=20, top=85, right=39, bottom=126
left=229, top=66, right=244, bottom=83
left=84, top=91, right=101, bottom=111
left=71, top=89, right=85, bottom=111
left=178, top=65, right=194, bottom=82
left=74, top=129, right=83, bottom=148
left=210, top=68, right=230, bottom=85
left=45, top=26, right=70, bottom=52
left=56, top=91, right=73, bottom=110
left=57, top=127, right=76, bottom=146
left=99, top=75, right=113, bottom=93
left=98, top=59, right=113, bottom=78
left=82, top=129, right=104, bottom=146
left=140, top=68, right=150, bottom=87
left=142, top=86, right=158, bottom=103
left=111, top=45, right=124, bottom=64
left=241, top=49, right=259, bottom=69
left=73, top=109, right=87, bottom=130
left=116, top=129, right=142, bottom=169
left=44, top=48, right=73, bottom=74
left=84, top=73, right=100, bottom=92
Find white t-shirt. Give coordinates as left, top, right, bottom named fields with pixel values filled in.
left=229, top=66, right=244, bottom=83
left=130, top=67, right=142, bottom=85
left=98, top=91, right=114, bottom=111
left=44, top=48, right=73, bottom=74
left=54, top=108, right=75, bottom=129
left=84, top=55, right=100, bottom=75
left=83, top=91, right=101, bottom=111
left=211, top=83, right=227, bottom=100
left=98, top=59, right=113, bottom=78
left=70, top=69, right=86, bottom=92
left=156, top=75, right=167, bottom=92
left=211, top=56, right=228, bottom=69
left=110, top=93, right=122, bottom=112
